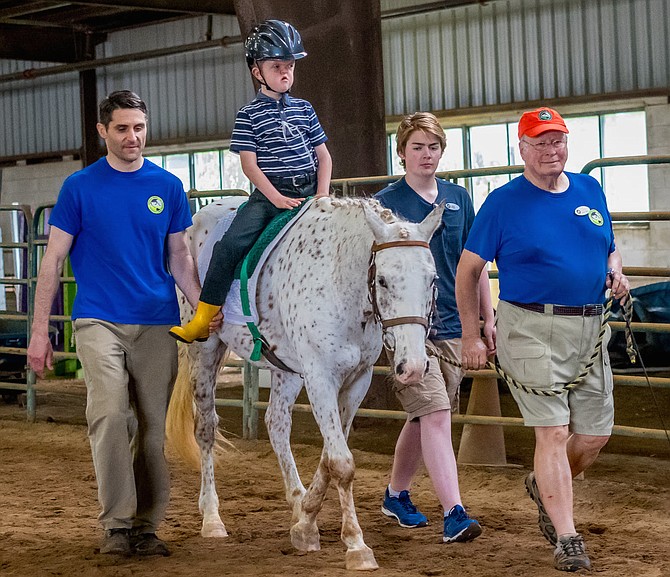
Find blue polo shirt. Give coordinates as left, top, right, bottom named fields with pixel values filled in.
left=375, top=178, right=475, bottom=340
left=230, top=91, right=328, bottom=178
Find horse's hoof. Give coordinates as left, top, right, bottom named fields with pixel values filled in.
left=201, top=521, right=228, bottom=538
left=290, top=522, right=321, bottom=552
left=345, top=547, right=379, bottom=571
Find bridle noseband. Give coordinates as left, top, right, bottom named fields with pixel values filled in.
left=367, top=240, right=436, bottom=349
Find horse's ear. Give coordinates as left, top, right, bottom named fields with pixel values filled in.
left=418, top=202, right=445, bottom=240
left=363, top=203, right=388, bottom=241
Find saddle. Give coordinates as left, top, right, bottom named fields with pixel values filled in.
left=197, top=198, right=314, bottom=370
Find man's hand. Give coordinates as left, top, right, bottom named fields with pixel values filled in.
left=481, top=322, right=497, bottom=357
left=461, top=335, right=490, bottom=371
left=27, top=332, right=54, bottom=379
left=607, top=269, right=631, bottom=304
left=209, top=310, right=224, bottom=334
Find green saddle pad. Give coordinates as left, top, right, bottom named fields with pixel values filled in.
left=234, top=199, right=309, bottom=280
left=235, top=198, right=312, bottom=365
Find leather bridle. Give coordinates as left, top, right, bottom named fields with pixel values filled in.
left=367, top=240, right=436, bottom=350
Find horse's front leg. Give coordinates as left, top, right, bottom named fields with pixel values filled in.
left=301, top=369, right=378, bottom=571
left=288, top=446, right=330, bottom=552
left=265, top=371, right=307, bottom=526
left=189, top=340, right=228, bottom=538
left=336, top=366, right=378, bottom=571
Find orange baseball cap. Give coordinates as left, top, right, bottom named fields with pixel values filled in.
left=518, top=107, right=569, bottom=139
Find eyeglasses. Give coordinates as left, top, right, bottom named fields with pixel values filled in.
left=521, top=138, right=567, bottom=152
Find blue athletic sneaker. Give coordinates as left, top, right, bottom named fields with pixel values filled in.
left=381, top=488, right=428, bottom=528
left=443, top=504, right=482, bottom=543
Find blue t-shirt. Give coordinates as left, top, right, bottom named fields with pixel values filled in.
left=465, top=172, right=615, bottom=306
left=229, top=91, right=328, bottom=178
left=375, top=178, right=474, bottom=340
left=49, top=157, right=192, bottom=324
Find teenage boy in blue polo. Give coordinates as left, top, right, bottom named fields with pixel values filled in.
left=170, top=19, right=332, bottom=343
left=375, top=112, right=493, bottom=544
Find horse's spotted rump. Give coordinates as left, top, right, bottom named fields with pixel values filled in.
left=167, top=195, right=443, bottom=571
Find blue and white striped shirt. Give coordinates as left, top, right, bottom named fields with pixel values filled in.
left=230, top=91, right=328, bottom=178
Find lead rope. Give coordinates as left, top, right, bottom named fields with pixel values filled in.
left=429, top=295, right=635, bottom=398
left=429, top=295, right=670, bottom=450
left=620, top=299, right=670, bottom=448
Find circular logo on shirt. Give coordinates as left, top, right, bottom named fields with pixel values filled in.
left=574, top=205, right=590, bottom=216
left=445, top=202, right=460, bottom=211
left=588, top=209, right=604, bottom=226
left=147, top=196, right=164, bottom=214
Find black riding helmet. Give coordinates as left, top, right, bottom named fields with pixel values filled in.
left=245, top=19, right=307, bottom=68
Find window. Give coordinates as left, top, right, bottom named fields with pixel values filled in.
left=600, top=112, right=648, bottom=212
left=164, top=154, right=191, bottom=191
left=469, top=124, right=514, bottom=211
left=194, top=151, right=222, bottom=191
left=386, top=110, right=649, bottom=213
left=222, top=150, right=250, bottom=192
left=563, top=116, right=600, bottom=176
left=388, top=128, right=465, bottom=175
left=145, top=148, right=251, bottom=198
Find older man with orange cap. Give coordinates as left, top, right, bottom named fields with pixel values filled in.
left=455, top=107, right=629, bottom=572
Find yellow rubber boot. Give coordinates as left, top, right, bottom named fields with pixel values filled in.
left=169, top=302, right=221, bottom=343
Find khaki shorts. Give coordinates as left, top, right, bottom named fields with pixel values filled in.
left=496, top=300, right=614, bottom=435
left=392, top=338, right=465, bottom=420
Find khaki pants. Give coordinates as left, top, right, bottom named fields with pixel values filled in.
left=74, top=319, right=178, bottom=532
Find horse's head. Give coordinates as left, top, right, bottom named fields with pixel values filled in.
left=364, top=202, right=444, bottom=385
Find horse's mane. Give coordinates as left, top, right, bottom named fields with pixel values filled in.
left=318, top=196, right=402, bottom=225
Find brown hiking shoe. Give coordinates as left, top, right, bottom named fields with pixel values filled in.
left=525, top=471, right=557, bottom=545
left=132, top=533, right=170, bottom=556
left=554, top=534, right=592, bottom=572
left=100, top=528, right=131, bottom=555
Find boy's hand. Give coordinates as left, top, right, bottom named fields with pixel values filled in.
left=271, top=194, right=303, bottom=209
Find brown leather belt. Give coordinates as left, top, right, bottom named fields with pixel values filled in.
left=508, top=301, right=603, bottom=317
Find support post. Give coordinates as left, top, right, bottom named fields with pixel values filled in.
left=233, top=0, right=387, bottom=182
left=457, top=376, right=507, bottom=465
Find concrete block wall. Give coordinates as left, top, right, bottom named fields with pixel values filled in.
left=0, top=159, right=82, bottom=311
left=0, top=158, right=81, bottom=209
left=611, top=101, right=670, bottom=289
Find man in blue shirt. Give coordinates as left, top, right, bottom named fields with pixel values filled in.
left=27, top=91, right=203, bottom=557
left=375, top=112, right=495, bottom=544
left=170, top=20, right=332, bottom=343
left=456, top=107, right=630, bottom=572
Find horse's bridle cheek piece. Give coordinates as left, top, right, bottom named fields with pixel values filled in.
left=367, top=240, right=435, bottom=351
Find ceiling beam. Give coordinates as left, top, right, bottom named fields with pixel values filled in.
left=381, top=0, right=503, bottom=19
left=64, top=0, right=235, bottom=14
left=0, top=2, right=72, bottom=20
left=0, top=25, right=104, bottom=62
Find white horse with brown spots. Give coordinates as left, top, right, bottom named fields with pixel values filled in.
left=167, top=196, right=443, bottom=570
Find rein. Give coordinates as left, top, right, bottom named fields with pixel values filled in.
left=368, top=240, right=435, bottom=343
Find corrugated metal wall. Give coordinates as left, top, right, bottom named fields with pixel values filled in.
left=0, top=61, right=80, bottom=156
left=97, top=15, right=251, bottom=145
left=0, top=14, right=250, bottom=158
left=0, top=0, right=668, bottom=158
left=382, top=0, right=670, bottom=115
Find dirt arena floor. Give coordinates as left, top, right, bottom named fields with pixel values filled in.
left=1, top=371, right=669, bottom=577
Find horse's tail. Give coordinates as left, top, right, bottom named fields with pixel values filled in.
left=166, top=345, right=202, bottom=469
left=166, top=344, right=235, bottom=470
